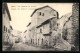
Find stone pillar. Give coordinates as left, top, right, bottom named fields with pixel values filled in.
left=71, top=3, right=79, bottom=51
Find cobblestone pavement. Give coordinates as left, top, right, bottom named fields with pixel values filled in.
left=11, top=42, right=56, bottom=51
left=3, top=42, right=70, bottom=51
left=3, top=45, right=10, bottom=51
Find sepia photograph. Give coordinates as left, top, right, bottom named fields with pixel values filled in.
left=2, top=3, right=79, bottom=51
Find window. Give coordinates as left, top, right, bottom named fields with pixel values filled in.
left=57, top=12, right=59, bottom=19
left=57, top=23, right=58, bottom=28
left=40, top=29, right=42, bottom=33
left=54, top=14, right=56, bottom=16
left=6, top=27, right=7, bottom=32
left=42, top=38, right=43, bottom=44
left=38, top=12, right=44, bottom=16
left=31, top=39, right=32, bottom=44
left=42, top=13, right=44, bottom=16
left=4, top=26, right=5, bottom=31
left=38, top=12, right=41, bottom=16
left=57, top=23, right=58, bottom=26
left=39, top=12, right=41, bottom=15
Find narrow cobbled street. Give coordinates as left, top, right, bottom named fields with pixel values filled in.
left=11, top=42, right=44, bottom=51
left=10, top=42, right=55, bottom=51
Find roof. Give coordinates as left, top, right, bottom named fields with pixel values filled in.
left=2, top=3, right=11, bottom=21
left=36, top=18, right=53, bottom=28
left=24, top=30, right=27, bottom=33
left=30, top=5, right=58, bottom=17
left=59, top=12, right=72, bottom=19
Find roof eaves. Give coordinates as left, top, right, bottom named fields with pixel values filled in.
left=30, top=5, right=53, bottom=17
left=27, top=22, right=31, bottom=27
left=36, top=18, right=53, bottom=28
left=3, top=3, right=11, bottom=21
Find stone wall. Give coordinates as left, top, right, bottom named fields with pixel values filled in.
left=71, top=3, right=79, bottom=51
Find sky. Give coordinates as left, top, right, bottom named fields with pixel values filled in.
left=7, top=3, right=73, bottom=32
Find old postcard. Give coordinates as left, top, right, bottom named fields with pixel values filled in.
left=2, top=3, right=79, bottom=51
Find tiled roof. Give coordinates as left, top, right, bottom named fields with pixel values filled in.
left=2, top=3, right=11, bottom=21
left=36, top=18, right=53, bottom=28
left=30, top=5, right=58, bottom=17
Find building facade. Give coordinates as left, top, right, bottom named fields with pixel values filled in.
left=2, top=3, right=12, bottom=45
left=36, top=17, right=58, bottom=47
left=24, top=4, right=79, bottom=51
left=8, top=26, right=14, bottom=45
left=56, top=7, right=79, bottom=51
left=25, top=6, right=59, bottom=47
left=11, top=29, right=22, bottom=43
left=56, top=12, right=72, bottom=50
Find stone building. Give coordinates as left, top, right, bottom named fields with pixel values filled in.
left=24, top=22, right=32, bottom=44
left=30, top=5, right=59, bottom=47
left=56, top=12, right=72, bottom=50
left=36, top=17, right=58, bottom=47
left=8, top=25, right=14, bottom=45
left=23, top=30, right=27, bottom=43
left=55, top=6, right=79, bottom=51
left=54, top=3, right=79, bottom=51
left=2, top=3, right=12, bottom=46
left=11, top=30, right=22, bottom=43
left=16, top=31, right=22, bottom=42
